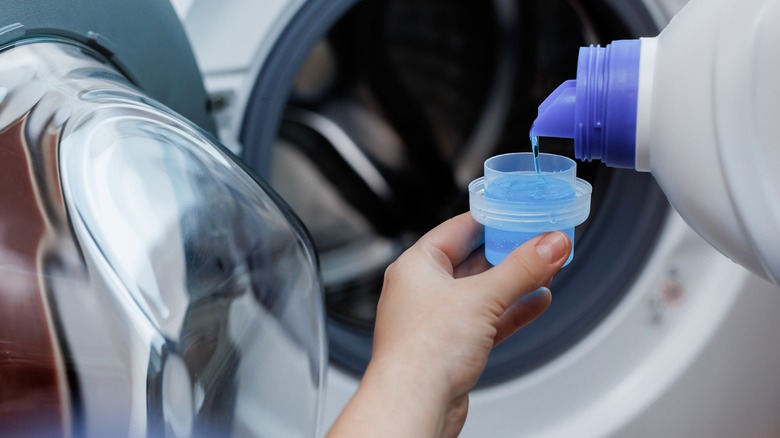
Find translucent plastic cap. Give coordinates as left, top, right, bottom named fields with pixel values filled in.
left=469, top=153, right=592, bottom=265
left=471, top=154, right=591, bottom=229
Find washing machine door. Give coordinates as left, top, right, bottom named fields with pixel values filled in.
left=0, top=2, right=326, bottom=437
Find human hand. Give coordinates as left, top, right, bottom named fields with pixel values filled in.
left=328, top=213, right=572, bottom=438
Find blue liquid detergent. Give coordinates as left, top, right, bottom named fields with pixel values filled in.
left=530, top=133, right=541, bottom=174
left=484, top=175, right=576, bottom=266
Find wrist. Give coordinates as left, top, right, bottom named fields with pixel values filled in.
left=358, top=352, right=452, bottom=436
left=327, top=349, right=453, bottom=438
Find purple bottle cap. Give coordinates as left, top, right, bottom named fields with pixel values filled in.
left=532, top=39, right=641, bottom=169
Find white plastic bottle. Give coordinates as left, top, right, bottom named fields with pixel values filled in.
left=532, top=0, right=780, bottom=284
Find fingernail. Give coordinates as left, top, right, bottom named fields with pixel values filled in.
left=535, top=232, right=569, bottom=264
left=520, top=287, right=551, bottom=303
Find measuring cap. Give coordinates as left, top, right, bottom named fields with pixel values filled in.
left=469, top=152, right=592, bottom=266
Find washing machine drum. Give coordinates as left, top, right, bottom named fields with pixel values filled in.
left=0, top=2, right=326, bottom=437
left=235, top=0, right=668, bottom=383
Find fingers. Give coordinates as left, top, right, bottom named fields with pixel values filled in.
left=493, top=288, right=552, bottom=346
left=469, top=231, right=571, bottom=307
left=415, top=213, right=484, bottom=268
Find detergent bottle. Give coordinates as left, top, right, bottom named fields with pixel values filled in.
left=531, top=0, right=780, bottom=284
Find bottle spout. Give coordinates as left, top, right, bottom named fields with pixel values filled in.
left=531, top=79, right=576, bottom=139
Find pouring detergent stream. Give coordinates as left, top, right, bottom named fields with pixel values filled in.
left=522, top=0, right=780, bottom=284
left=531, top=133, right=541, bottom=174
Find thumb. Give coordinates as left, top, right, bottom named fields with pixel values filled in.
left=472, top=231, right=571, bottom=307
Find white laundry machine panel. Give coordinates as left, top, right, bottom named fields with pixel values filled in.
left=176, top=0, right=780, bottom=436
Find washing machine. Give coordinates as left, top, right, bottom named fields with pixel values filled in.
left=3, top=0, right=780, bottom=437
left=173, top=0, right=780, bottom=436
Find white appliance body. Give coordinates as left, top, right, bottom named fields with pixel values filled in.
left=174, top=0, right=780, bottom=436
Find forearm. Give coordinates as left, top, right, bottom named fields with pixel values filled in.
left=327, top=354, right=450, bottom=438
